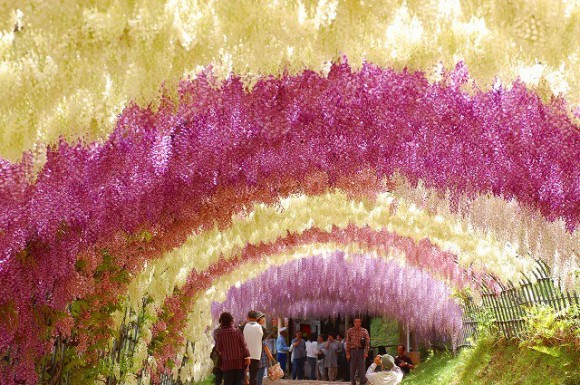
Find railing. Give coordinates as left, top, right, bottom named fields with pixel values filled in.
left=38, top=298, right=147, bottom=385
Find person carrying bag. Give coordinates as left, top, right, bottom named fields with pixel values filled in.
left=257, top=329, right=277, bottom=385
left=268, top=361, right=284, bottom=381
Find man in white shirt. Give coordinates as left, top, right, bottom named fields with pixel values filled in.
left=243, top=311, right=265, bottom=385
left=305, top=333, right=319, bottom=380
left=365, top=354, right=403, bottom=385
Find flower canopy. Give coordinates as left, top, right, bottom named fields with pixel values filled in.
left=212, top=251, right=463, bottom=342
left=0, top=1, right=579, bottom=384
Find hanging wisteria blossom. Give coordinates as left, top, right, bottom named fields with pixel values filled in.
left=212, top=251, right=463, bottom=343
left=1, top=1, right=580, bottom=382
left=0, top=60, right=579, bottom=384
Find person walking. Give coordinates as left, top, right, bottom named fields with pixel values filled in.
left=276, top=327, right=290, bottom=376
left=316, top=334, right=327, bottom=381
left=257, top=330, right=276, bottom=385
left=211, top=325, right=224, bottom=385
left=290, top=331, right=307, bottom=380
left=215, top=312, right=251, bottom=385
left=337, top=334, right=349, bottom=381
left=305, top=333, right=318, bottom=380
left=243, top=311, right=265, bottom=385
left=346, top=318, right=370, bottom=385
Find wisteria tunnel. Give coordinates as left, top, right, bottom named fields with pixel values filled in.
left=0, top=2, right=579, bottom=385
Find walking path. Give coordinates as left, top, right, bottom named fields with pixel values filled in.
left=272, top=380, right=350, bottom=385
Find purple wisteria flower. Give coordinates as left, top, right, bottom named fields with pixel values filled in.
left=212, top=251, right=463, bottom=343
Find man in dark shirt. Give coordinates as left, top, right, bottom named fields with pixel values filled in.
left=394, top=345, right=415, bottom=375
left=290, top=331, right=307, bottom=380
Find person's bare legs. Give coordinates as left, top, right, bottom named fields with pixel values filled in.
left=328, top=367, right=338, bottom=381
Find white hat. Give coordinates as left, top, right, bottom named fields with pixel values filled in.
left=381, top=354, right=395, bottom=370
left=279, top=327, right=287, bottom=332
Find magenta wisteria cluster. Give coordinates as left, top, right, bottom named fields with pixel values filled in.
left=149, top=225, right=484, bottom=369
left=0, top=61, right=578, bottom=383
left=212, top=251, right=463, bottom=342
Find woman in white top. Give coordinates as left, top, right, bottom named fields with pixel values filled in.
left=365, top=354, right=404, bottom=385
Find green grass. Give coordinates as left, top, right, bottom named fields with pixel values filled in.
left=371, top=317, right=399, bottom=349
left=195, top=376, right=215, bottom=385
left=401, top=350, right=465, bottom=385
left=402, top=338, right=580, bottom=385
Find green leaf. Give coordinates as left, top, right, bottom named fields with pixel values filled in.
left=70, top=299, right=89, bottom=317
left=528, top=345, right=562, bottom=357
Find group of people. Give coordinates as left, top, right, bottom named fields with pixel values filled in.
left=212, top=311, right=415, bottom=385
left=275, top=327, right=347, bottom=381
left=212, top=311, right=275, bottom=385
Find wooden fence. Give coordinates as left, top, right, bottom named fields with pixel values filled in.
left=459, top=259, right=580, bottom=347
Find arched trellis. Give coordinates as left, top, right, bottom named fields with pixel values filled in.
left=1, top=62, right=578, bottom=385
left=139, top=200, right=543, bottom=376
left=211, top=251, right=463, bottom=339
left=124, top=190, right=530, bottom=323
left=36, top=208, right=495, bottom=384
left=40, top=256, right=580, bottom=385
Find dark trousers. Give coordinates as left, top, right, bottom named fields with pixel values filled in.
left=349, top=349, right=367, bottom=385
left=213, top=367, right=223, bottom=385
left=277, top=353, right=287, bottom=374
left=256, top=366, right=267, bottom=385
left=291, top=357, right=306, bottom=380
left=223, top=369, right=244, bottom=385
left=248, top=359, right=260, bottom=385
left=338, top=352, right=349, bottom=381
left=307, top=357, right=317, bottom=380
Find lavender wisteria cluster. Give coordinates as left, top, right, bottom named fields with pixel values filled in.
left=212, top=251, right=463, bottom=342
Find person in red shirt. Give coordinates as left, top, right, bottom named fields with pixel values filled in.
left=216, top=312, right=251, bottom=385
left=346, top=318, right=371, bottom=385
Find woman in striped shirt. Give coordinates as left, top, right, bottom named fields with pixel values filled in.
left=216, top=312, right=251, bottom=385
